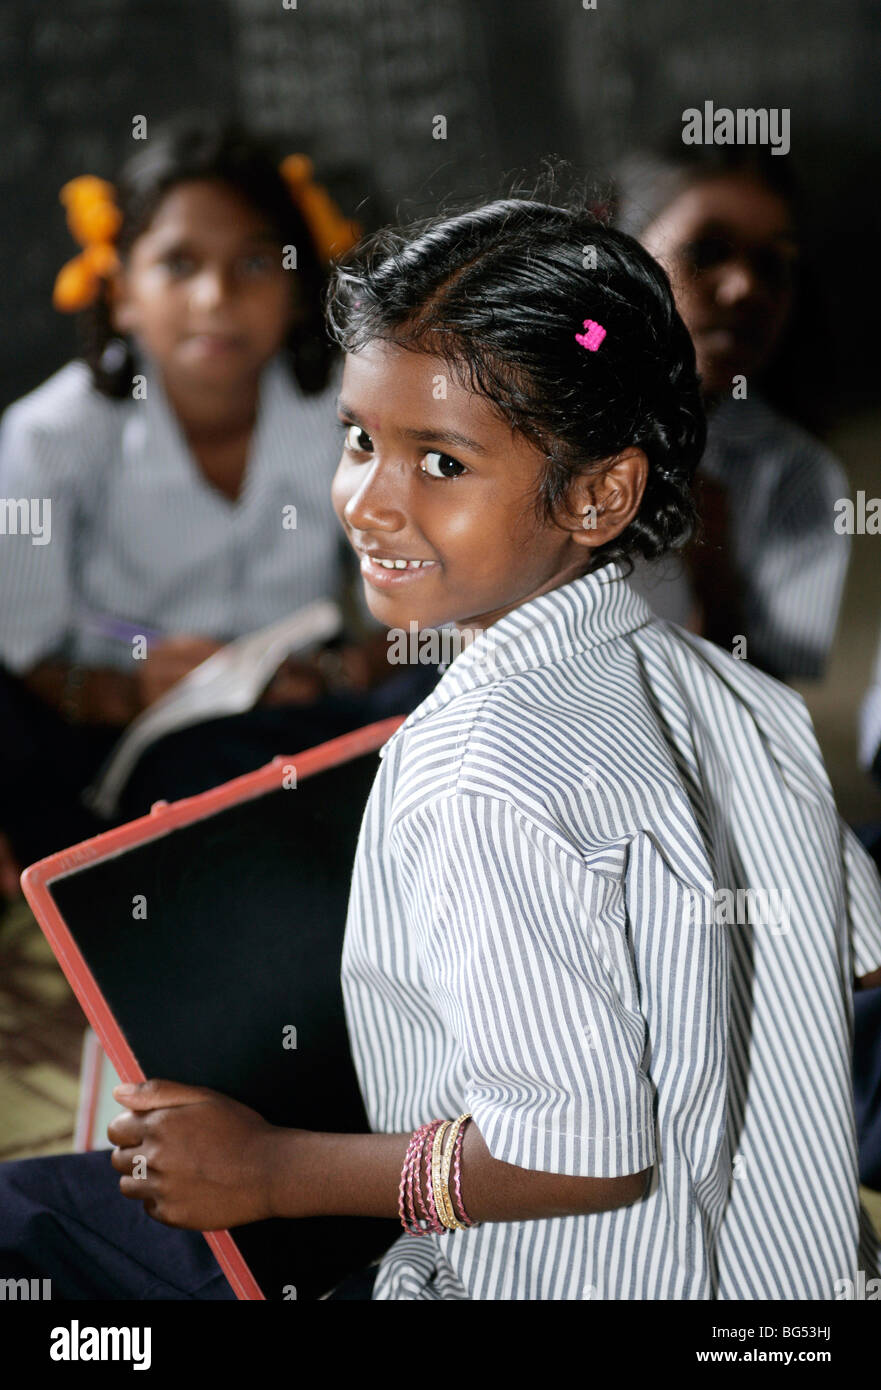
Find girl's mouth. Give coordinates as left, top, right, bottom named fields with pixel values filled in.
left=185, top=332, right=247, bottom=356
left=359, top=553, right=439, bottom=588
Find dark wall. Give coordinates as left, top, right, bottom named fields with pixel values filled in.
left=2, top=0, right=878, bottom=414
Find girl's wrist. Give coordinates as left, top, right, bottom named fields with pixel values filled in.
left=264, top=1128, right=414, bottom=1221
left=262, top=1126, right=310, bottom=1220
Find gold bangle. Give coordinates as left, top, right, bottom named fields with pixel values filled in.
left=430, top=1120, right=454, bottom=1230
left=438, top=1115, right=469, bottom=1230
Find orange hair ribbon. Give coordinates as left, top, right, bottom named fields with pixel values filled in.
left=53, top=157, right=359, bottom=312
left=278, top=154, right=361, bottom=263
left=53, top=177, right=122, bottom=312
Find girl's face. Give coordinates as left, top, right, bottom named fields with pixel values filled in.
left=332, top=341, right=646, bottom=633
left=639, top=174, right=797, bottom=396
left=110, top=179, right=296, bottom=389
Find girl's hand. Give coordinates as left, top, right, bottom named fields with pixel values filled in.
left=136, top=637, right=224, bottom=709
left=259, top=656, right=326, bottom=706
left=108, top=1079, right=286, bottom=1230
left=259, top=639, right=381, bottom=706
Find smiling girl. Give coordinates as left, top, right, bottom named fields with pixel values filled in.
left=3, top=196, right=879, bottom=1302
left=0, top=120, right=404, bottom=874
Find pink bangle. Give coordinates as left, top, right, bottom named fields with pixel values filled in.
left=451, top=1116, right=476, bottom=1228
left=413, top=1121, right=445, bottom=1235
left=398, top=1114, right=479, bottom=1235
left=399, top=1123, right=434, bottom=1236
left=408, top=1124, right=436, bottom=1235
left=399, top=1121, right=447, bottom=1236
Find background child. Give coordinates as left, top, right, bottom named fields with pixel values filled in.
left=0, top=118, right=432, bottom=879
left=612, top=143, right=851, bottom=682
left=2, top=194, right=879, bottom=1301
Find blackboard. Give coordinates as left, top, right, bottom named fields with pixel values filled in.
left=2, top=0, right=879, bottom=413
left=25, top=734, right=401, bottom=1301
left=0, top=0, right=499, bottom=410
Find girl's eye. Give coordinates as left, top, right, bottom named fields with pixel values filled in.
left=163, top=252, right=196, bottom=277
left=420, top=451, right=467, bottom=480
left=344, top=423, right=373, bottom=454
left=751, top=246, right=799, bottom=289
left=681, top=236, right=733, bottom=271
left=240, top=253, right=275, bottom=276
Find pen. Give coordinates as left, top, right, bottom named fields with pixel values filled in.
left=77, top=609, right=165, bottom=647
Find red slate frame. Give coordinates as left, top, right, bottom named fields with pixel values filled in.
left=20, top=716, right=404, bottom=1301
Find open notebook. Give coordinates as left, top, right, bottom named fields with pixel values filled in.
left=22, top=718, right=403, bottom=1301
left=85, top=598, right=343, bottom=818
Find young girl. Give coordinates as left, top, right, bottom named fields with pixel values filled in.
left=5, top=197, right=880, bottom=1301
left=0, top=119, right=419, bottom=875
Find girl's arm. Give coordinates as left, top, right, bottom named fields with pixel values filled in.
left=22, top=637, right=225, bottom=725
left=108, top=1080, right=650, bottom=1232
left=272, top=1122, right=650, bottom=1222
left=22, top=661, right=140, bottom=726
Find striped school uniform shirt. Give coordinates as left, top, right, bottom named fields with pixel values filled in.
left=341, top=560, right=881, bottom=1300
left=0, top=354, right=347, bottom=673
left=628, top=394, right=851, bottom=681
left=859, top=618, right=881, bottom=776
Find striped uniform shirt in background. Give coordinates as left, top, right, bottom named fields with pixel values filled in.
left=0, top=355, right=351, bottom=673
left=628, top=394, right=851, bottom=681
left=859, top=618, right=881, bottom=778
left=341, top=561, right=881, bottom=1300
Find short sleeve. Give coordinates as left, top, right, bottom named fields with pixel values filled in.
left=840, top=816, right=881, bottom=979
left=0, top=412, right=78, bottom=672
left=391, top=790, right=656, bottom=1178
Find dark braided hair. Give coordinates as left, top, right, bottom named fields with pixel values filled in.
left=81, top=118, right=336, bottom=397
left=325, top=195, right=705, bottom=572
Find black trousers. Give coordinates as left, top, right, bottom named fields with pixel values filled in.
left=0, top=1150, right=378, bottom=1300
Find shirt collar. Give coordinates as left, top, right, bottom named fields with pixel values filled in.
left=381, top=560, right=654, bottom=747
left=120, top=352, right=293, bottom=482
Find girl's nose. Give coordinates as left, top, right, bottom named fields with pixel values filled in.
left=189, top=267, right=229, bottom=311
left=343, top=459, right=407, bottom=535
left=716, top=257, right=761, bottom=306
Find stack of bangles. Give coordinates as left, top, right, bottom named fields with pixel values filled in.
left=398, top=1113, right=479, bottom=1235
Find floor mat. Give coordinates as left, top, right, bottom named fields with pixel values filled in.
left=0, top=897, right=83, bottom=1159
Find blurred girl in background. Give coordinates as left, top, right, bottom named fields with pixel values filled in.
left=0, top=119, right=434, bottom=880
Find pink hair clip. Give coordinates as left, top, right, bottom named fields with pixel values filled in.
left=575, top=318, right=606, bottom=352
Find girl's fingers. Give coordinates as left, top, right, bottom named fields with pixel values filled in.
left=106, top=1110, right=143, bottom=1146
left=112, top=1078, right=213, bottom=1109
left=118, top=1173, right=159, bottom=1202
left=110, top=1144, right=150, bottom=1175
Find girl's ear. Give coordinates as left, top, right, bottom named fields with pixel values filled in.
left=566, top=448, right=649, bottom=551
